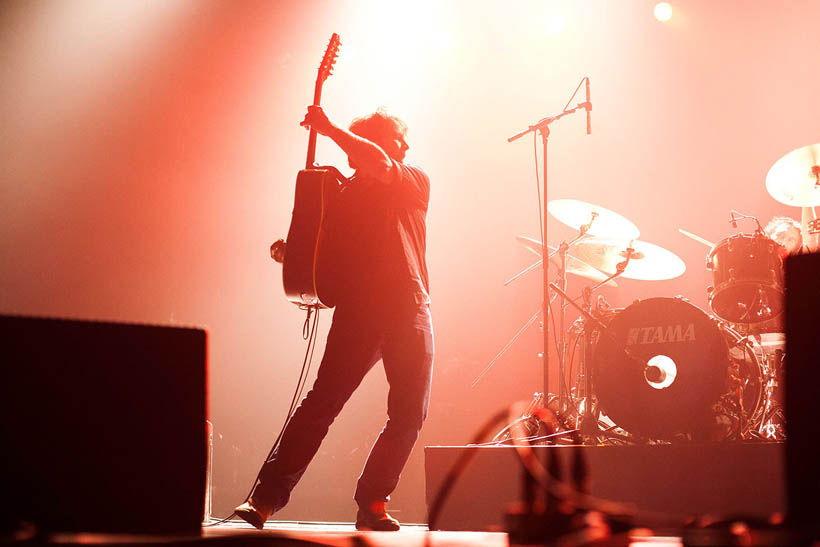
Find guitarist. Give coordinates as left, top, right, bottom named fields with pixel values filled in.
left=236, top=105, right=434, bottom=531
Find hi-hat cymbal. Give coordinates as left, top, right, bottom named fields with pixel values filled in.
left=515, top=235, right=617, bottom=286
left=572, top=238, right=686, bottom=281
left=548, top=199, right=640, bottom=240
left=765, top=143, right=820, bottom=206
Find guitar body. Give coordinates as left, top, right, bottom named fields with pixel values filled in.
left=282, top=168, right=343, bottom=308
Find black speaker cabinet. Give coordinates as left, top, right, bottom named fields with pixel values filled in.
left=785, top=253, right=820, bottom=532
left=0, top=315, right=208, bottom=534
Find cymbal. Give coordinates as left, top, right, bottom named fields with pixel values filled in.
left=765, top=142, right=820, bottom=206
left=572, top=238, right=686, bottom=281
left=548, top=199, right=640, bottom=240
left=515, top=235, right=617, bottom=286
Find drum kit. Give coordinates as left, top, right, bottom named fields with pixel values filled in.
left=490, top=142, right=820, bottom=444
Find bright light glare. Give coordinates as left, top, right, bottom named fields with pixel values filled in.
left=337, top=43, right=356, bottom=64
left=646, top=355, right=677, bottom=390
left=546, top=14, right=565, bottom=34
left=654, top=2, right=673, bottom=22
left=430, top=31, right=451, bottom=50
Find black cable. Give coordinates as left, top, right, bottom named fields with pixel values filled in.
left=425, top=400, right=685, bottom=545
left=302, top=306, right=313, bottom=340
left=533, top=131, right=544, bottom=252
left=206, top=305, right=322, bottom=526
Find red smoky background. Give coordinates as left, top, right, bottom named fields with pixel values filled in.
left=1, top=0, right=818, bottom=522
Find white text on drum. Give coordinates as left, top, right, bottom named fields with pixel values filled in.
left=627, top=324, right=695, bottom=345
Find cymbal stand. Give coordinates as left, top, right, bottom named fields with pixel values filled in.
left=553, top=222, right=599, bottom=414
left=549, top=251, right=634, bottom=440
left=503, top=228, right=590, bottom=288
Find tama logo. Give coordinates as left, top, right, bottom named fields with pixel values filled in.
left=627, top=323, right=695, bottom=345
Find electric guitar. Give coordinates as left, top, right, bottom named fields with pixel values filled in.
left=278, top=33, right=343, bottom=308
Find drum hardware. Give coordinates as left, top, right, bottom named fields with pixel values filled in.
left=745, top=335, right=786, bottom=440
left=494, top=201, right=639, bottom=416
left=511, top=236, right=618, bottom=287
left=678, top=228, right=715, bottom=249
left=491, top=392, right=549, bottom=444
left=480, top=199, right=642, bottom=441
left=544, top=223, right=648, bottom=419
left=720, top=322, right=785, bottom=441
left=470, top=306, right=545, bottom=389
left=728, top=209, right=766, bottom=234
left=547, top=281, right=642, bottom=443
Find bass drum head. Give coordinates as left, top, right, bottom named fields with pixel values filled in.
left=594, top=297, right=728, bottom=440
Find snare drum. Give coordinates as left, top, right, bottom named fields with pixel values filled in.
left=706, top=233, right=784, bottom=324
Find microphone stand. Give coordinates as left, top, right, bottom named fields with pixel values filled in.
left=507, top=94, right=590, bottom=417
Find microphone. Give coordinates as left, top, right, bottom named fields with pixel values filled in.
left=585, top=77, right=591, bottom=135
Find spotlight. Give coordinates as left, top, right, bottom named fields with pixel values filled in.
left=654, top=2, right=673, bottom=22
left=546, top=14, right=565, bottom=34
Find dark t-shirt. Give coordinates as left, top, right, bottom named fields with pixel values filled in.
left=330, top=160, right=430, bottom=309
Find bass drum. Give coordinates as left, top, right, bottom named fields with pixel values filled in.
left=593, top=297, right=762, bottom=441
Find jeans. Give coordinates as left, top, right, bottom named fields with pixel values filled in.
left=252, top=301, right=434, bottom=511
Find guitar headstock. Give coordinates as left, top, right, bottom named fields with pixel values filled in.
left=318, top=33, right=341, bottom=85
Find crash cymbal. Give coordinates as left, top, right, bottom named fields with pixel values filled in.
left=765, top=142, right=820, bottom=206
left=547, top=199, right=640, bottom=240
left=515, top=235, right=617, bottom=286
left=572, top=238, right=686, bottom=281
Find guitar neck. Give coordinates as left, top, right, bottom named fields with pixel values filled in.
left=304, top=32, right=340, bottom=171
left=305, top=83, right=324, bottom=170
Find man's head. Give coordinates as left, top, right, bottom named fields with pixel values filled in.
left=765, top=216, right=802, bottom=254
left=349, top=108, right=409, bottom=163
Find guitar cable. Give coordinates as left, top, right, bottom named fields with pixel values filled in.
left=205, top=305, right=322, bottom=526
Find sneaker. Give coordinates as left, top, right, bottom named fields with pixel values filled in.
left=234, top=498, right=272, bottom=530
left=355, top=502, right=400, bottom=531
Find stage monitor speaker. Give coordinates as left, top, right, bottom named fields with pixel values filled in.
left=785, top=253, right=820, bottom=533
left=0, top=314, right=208, bottom=535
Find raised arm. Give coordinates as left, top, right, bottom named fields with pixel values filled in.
left=300, top=106, right=393, bottom=182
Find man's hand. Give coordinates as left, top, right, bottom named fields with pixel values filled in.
left=270, top=239, right=286, bottom=263
left=299, top=105, right=394, bottom=183
left=300, top=105, right=336, bottom=136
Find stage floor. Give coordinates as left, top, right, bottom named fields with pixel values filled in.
left=203, top=519, right=683, bottom=546
left=27, top=519, right=804, bottom=546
